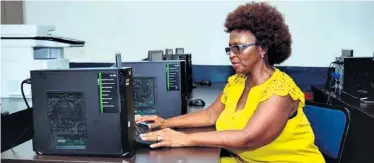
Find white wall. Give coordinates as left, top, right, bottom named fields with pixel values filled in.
left=24, top=1, right=374, bottom=67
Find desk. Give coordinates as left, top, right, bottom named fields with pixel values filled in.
left=1, top=127, right=220, bottom=163
left=1, top=84, right=226, bottom=163
left=312, top=86, right=374, bottom=163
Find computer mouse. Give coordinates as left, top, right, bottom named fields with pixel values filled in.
left=200, top=80, right=212, bottom=86
left=189, top=99, right=205, bottom=107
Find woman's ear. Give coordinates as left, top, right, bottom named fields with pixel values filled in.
left=258, top=46, right=268, bottom=58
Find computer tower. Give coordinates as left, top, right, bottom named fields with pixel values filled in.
left=30, top=67, right=136, bottom=157
left=166, top=54, right=193, bottom=96
left=121, top=61, right=187, bottom=119
left=176, top=61, right=188, bottom=100
left=343, top=57, right=374, bottom=98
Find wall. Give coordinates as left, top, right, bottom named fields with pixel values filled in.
left=24, top=1, right=374, bottom=67
left=1, top=0, right=24, bottom=24
left=1, top=0, right=25, bottom=108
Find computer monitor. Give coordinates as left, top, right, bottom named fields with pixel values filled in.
left=343, top=57, right=374, bottom=97
left=165, top=49, right=173, bottom=55
left=30, top=67, right=135, bottom=157
left=121, top=61, right=187, bottom=118
left=175, top=48, right=184, bottom=54
left=341, top=49, right=353, bottom=57
left=148, top=50, right=164, bottom=61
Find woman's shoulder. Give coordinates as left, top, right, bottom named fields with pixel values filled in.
left=270, top=68, right=298, bottom=87
left=258, top=68, right=305, bottom=104
left=227, top=73, right=246, bottom=85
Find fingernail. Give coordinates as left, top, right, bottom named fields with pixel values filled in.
left=140, top=134, right=144, bottom=137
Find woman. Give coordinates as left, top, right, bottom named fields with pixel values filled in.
left=137, top=2, right=325, bottom=163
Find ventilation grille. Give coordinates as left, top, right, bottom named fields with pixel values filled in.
left=133, top=77, right=155, bottom=108
left=46, top=92, right=87, bottom=149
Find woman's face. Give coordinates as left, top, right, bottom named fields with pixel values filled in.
left=228, top=29, right=265, bottom=74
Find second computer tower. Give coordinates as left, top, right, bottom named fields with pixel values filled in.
left=121, top=61, right=187, bottom=119
left=165, top=54, right=193, bottom=96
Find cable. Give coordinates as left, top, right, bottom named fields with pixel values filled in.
left=325, top=59, right=345, bottom=89
left=21, top=78, right=32, bottom=109
left=326, top=77, right=336, bottom=104
left=10, top=78, right=32, bottom=150
left=326, top=91, right=334, bottom=104
left=325, top=62, right=336, bottom=90
left=10, top=128, right=29, bottom=150
left=341, top=90, right=360, bottom=99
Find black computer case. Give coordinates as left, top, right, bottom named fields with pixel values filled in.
left=166, top=54, right=193, bottom=96
left=121, top=61, right=187, bottom=119
left=343, top=57, right=374, bottom=98
left=30, top=67, right=136, bottom=157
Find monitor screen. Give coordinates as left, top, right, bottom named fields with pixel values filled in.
left=133, top=77, right=156, bottom=108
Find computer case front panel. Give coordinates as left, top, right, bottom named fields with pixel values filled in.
left=30, top=68, right=134, bottom=157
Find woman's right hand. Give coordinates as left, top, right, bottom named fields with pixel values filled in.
left=135, top=115, right=168, bottom=129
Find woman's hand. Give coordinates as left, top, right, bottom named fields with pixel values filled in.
left=140, top=128, right=192, bottom=148
left=135, top=115, right=168, bottom=129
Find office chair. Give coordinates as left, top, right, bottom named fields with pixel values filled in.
left=304, top=101, right=351, bottom=163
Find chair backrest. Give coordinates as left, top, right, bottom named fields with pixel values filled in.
left=304, top=101, right=350, bottom=163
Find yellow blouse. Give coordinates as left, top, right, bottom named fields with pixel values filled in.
left=216, top=68, right=325, bottom=163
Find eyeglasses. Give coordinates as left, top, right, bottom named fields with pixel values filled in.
left=225, top=43, right=256, bottom=55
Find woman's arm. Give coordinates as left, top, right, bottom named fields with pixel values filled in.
left=184, top=94, right=298, bottom=150
left=165, top=93, right=226, bottom=128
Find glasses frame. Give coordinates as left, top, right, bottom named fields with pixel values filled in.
left=225, top=43, right=256, bottom=55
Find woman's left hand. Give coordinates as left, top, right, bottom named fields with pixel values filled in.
left=140, top=128, right=192, bottom=148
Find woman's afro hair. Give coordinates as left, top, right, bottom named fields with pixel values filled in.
left=224, top=2, right=292, bottom=65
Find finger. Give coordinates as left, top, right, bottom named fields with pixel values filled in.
left=134, top=114, right=142, bottom=121
left=135, top=115, right=157, bottom=123
left=149, top=129, right=164, bottom=136
left=149, top=122, right=160, bottom=129
left=161, top=128, right=173, bottom=132
left=140, top=130, right=164, bottom=141
left=158, top=128, right=174, bottom=134
left=140, top=131, right=157, bottom=137
left=150, top=141, right=169, bottom=148
left=135, top=115, right=149, bottom=123
left=141, top=130, right=164, bottom=138
left=140, top=134, right=159, bottom=142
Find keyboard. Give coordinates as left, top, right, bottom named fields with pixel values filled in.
left=135, top=123, right=159, bottom=145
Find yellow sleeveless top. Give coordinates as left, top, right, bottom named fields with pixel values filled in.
left=216, top=68, right=325, bottom=163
